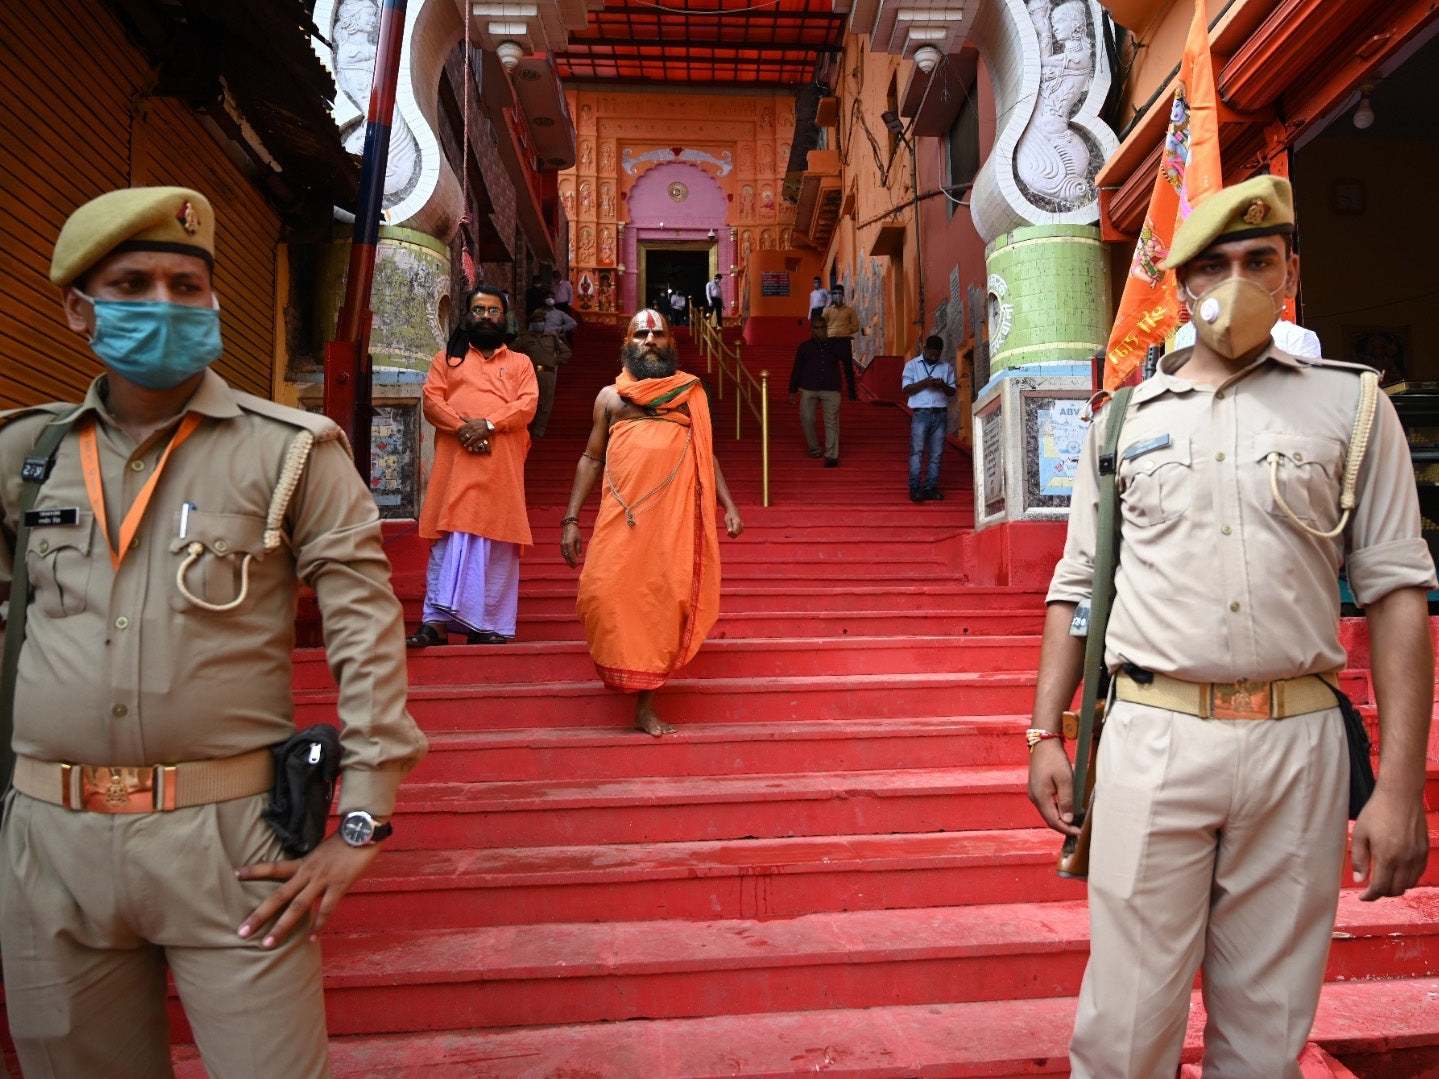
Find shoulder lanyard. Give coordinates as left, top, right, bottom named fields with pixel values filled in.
left=78, top=412, right=203, bottom=570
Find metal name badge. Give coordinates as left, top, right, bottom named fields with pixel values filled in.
left=1070, top=601, right=1091, bottom=638
left=1121, top=434, right=1172, bottom=461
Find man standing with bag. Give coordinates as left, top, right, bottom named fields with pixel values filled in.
left=0, top=187, right=427, bottom=1077
left=1027, top=175, right=1435, bottom=1077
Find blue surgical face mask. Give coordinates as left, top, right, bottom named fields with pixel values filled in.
left=76, top=291, right=223, bottom=389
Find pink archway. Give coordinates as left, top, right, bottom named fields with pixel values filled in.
left=621, top=162, right=733, bottom=314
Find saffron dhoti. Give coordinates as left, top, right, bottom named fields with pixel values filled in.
left=577, top=371, right=721, bottom=691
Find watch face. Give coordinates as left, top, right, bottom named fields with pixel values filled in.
left=340, top=813, right=375, bottom=846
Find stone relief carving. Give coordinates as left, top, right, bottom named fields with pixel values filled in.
left=1015, top=0, right=1100, bottom=210
left=600, top=140, right=615, bottom=174
left=759, top=228, right=775, bottom=251
left=760, top=184, right=775, bottom=215
left=331, top=0, right=420, bottom=206
left=741, top=230, right=753, bottom=260
left=600, top=182, right=615, bottom=219
left=560, top=181, right=575, bottom=219
left=578, top=226, right=595, bottom=264
left=580, top=103, right=594, bottom=130
left=757, top=141, right=774, bottom=176
left=599, top=228, right=614, bottom=265
left=740, top=184, right=755, bottom=217
left=580, top=140, right=594, bottom=169
left=968, top=0, right=1117, bottom=241
left=779, top=227, right=792, bottom=250
left=579, top=180, right=593, bottom=215
left=621, top=146, right=733, bottom=177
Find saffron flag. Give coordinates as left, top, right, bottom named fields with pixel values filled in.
left=1102, top=0, right=1223, bottom=388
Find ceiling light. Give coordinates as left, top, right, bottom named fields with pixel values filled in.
left=496, top=41, right=525, bottom=70
left=1352, top=89, right=1376, bottom=130
left=913, top=45, right=942, bottom=73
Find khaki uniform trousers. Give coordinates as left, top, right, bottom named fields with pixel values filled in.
left=0, top=791, right=331, bottom=1078
left=799, top=389, right=841, bottom=459
left=530, top=367, right=558, bottom=438
left=1070, top=701, right=1348, bottom=1079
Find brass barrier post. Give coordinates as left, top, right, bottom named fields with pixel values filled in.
left=760, top=370, right=770, bottom=507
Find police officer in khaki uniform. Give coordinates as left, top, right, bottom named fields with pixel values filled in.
left=1027, top=175, right=1436, bottom=1077
left=0, top=187, right=427, bottom=1076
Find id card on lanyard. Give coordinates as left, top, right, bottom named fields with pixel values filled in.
left=78, top=413, right=203, bottom=570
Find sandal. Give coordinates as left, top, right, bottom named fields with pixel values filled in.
left=466, top=631, right=510, bottom=645
left=405, top=623, right=447, bottom=648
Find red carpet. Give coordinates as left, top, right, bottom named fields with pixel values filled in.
left=178, top=323, right=1439, bottom=1075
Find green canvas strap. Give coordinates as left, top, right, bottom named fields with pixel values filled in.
left=1067, top=386, right=1134, bottom=823
left=0, top=409, right=80, bottom=792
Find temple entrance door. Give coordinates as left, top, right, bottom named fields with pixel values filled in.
left=640, top=243, right=714, bottom=322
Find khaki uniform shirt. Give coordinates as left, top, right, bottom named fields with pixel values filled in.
left=0, top=371, right=426, bottom=816
left=511, top=330, right=572, bottom=370
left=824, top=304, right=860, bottom=339
left=1048, top=346, right=1436, bottom=683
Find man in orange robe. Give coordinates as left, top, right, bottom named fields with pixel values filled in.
left=562, top=310, right=744, bottom=735
left=410, top=285, right=537, bottom=645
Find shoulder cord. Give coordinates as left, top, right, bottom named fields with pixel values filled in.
left=1269, top=370, right=1380, bottom=539
left=605, top=427, right=692, bottom=528
left=176, top=430, right=315, bottom=612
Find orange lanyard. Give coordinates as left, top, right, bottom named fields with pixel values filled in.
left=78, top=413, right=203, bottom=570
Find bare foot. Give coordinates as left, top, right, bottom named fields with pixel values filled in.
left=634, top=703, right=677, bottom=737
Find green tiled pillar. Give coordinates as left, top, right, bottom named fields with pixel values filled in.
left=984, top=224, right=1108, bottom=372
left=971, top=224, right=1108, bottom=530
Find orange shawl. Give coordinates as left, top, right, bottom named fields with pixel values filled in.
left=576, top=370, right=721, bottom=691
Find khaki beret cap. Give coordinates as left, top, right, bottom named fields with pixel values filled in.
left=1161, top=174, right=1294, bottom=271
left=50, top=186, right=215, bottom=287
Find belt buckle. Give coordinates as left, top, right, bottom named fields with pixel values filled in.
left=1210, top=680, right=1273, bottom=720
left=74, top=764, right=178, bottom=812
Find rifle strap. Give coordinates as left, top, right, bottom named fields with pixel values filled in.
left=1, top=409, right=80, bottom=793
left=1069, top=386, right=1134, bottom=816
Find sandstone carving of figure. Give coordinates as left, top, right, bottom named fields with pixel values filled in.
left=581, top=140, right=594, bottom=169
left=740, top=184, right=755, bottom=217
left=758, top=142, right=773, bottom=176
left=561, top=182, right=575, bottom=218
left=760, top=228, right=774, bottom=250
left=599, top=228, right=614, bottom=265
left=760, top=184, right=775, bottom=214
left=780, top=227, right=792, bottom=249
left=579, top=226, right=595, bottom=264
left=742, top=230, right=753, bottom=260
left=600, top=141, right=615, bottom=174
left=1016, top=0, right=1096, bottom=209
left=580, top=103, right=593, bottom=129
left=600, top=183, right=615, bottom=219
left=580, top=181, right=593, bottom=215
left=333, top=0, right=420, bottom=205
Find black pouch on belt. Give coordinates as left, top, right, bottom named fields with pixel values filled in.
left=262, top=725, right=342, bottom=857
left=1328, top=685, right=1376, bottom=820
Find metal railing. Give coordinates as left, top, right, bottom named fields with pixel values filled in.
left=690, top=301, right=771, bottom=507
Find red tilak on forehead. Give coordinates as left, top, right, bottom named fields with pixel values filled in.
left=639, top=310, right=660, bottom=331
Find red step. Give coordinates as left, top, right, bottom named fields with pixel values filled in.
left=174, top=979, right=1439, bottom=1078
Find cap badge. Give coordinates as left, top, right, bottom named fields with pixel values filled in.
left=1242, top=199, right=1268, bottom=226
left=176, top=200, right=201, bottom=235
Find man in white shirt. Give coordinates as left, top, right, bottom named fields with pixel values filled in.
left=808, top=276, right=830, bottom=320
left=901, top=335, right=958, bottom=502
left=1173, top=317, right=1321, bottom=358
left=705, top=274, right=725, bottom=327
left=551, top=270, right=574, bottom=317
left=668, top=289, right=688, bottom=326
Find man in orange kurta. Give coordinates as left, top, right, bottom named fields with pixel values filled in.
left=561, top=309, right=744, bottom=735
left=410, top=285, right=537, bottom=645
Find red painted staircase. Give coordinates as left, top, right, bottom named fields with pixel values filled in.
left=197, top=323, right=1439, bottom=1075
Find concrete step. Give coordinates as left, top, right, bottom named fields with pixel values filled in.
left=295, top=635, right=1044, bottom=689
left=174, top=980, right=1439, bottom=1077
left=229, top=891, right=1439, bottom=1035
left=509, top=607, right=1046, bottom=642
left=405, top=716, right=1035, bottom=783
left=383, top=765, right=1039, bottom=850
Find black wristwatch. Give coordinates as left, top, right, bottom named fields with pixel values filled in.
left=338, top=810, right=394, bottom=847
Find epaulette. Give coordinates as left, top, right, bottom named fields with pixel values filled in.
left=0, top=401, right=76, bottom=435
left=1296, top=357, right=1381, bottom=376
left=231, top=391, right=343, bottom=444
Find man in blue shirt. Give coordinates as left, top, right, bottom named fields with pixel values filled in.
left=901, top=336, right=957, bottom=501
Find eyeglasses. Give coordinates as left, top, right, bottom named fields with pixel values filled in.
left=469, top=305, right=505, bottom=317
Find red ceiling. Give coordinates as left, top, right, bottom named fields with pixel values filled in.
left=556, top=0, right=846, bottom=85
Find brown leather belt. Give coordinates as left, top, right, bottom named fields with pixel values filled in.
left=13, top=748, right=273, bottom=813
left=1116, top=671, right=1341, bottom=721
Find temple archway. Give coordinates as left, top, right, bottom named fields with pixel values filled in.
left=622, top=162, right=732, bottom=315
